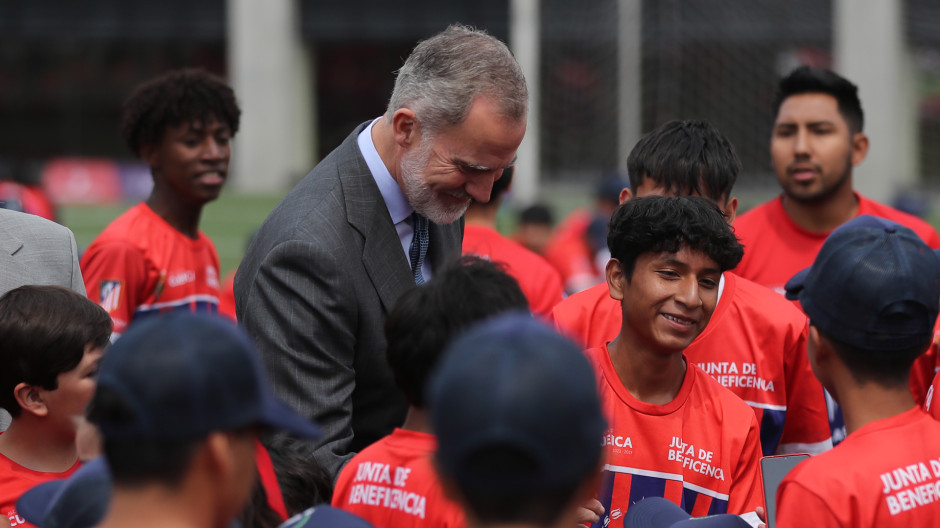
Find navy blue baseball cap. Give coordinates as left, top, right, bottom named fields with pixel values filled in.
left=17, top=457, right=111, bottom=528
left=785, top=215, right=940, bottom=351
left=277, top=505, right=375, bottom=528
left=624, top=497, right=751, bottom=528
left=428, top=313, right=607, bottom=493
left=90, top=312, right=321, bottom=442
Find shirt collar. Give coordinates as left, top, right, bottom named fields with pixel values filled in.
left=357, top=117, right=413, bottom=224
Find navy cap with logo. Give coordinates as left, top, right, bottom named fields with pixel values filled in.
left=428, top=312, right=607, bottom=493
left=276, top=505, right=375, bottom=528
left=90, top=312, right=321, bottom=442
left=624, top=497, right=751, bottom=528
left=785, top=215, right=940, bottom=352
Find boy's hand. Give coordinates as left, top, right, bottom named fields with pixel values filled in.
left=576, top=498, right=605, bottom=526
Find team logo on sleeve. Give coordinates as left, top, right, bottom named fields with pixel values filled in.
left=100, top=280, right=122, bottom=313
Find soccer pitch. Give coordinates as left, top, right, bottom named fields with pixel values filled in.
left=59, top=192, right=285, bottom=277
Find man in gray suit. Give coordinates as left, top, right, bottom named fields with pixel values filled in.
left=0, top=208, right=85, bottom=297
left=235, top=24, right=528, bottom=478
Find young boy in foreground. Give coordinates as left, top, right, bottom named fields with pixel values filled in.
left=775, top=216, right=940, bottom=527
left=587, top=196, right=762, bottom=524
left=331, top=256, right=529, bottom=527
left=0, top=285, right=111, bottom=527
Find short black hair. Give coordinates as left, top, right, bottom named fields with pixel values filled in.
left=384, top=256, right=529, bottom=408
left=88, top=386, right=200, bottom=488
left=773, top=66, right=864, bottom=133
left=455, top=449, right=587, bottom=525
left=518, top=204, right=553, bottom=226
left=627, top=120, right=741, bottom=203
left=607, top=195, right=743, bottom=279
left=121, top=68, right=241, bottom=157
left=817, top=326, right=930, bottom=389
left=0, top=285, right=111, bottom=417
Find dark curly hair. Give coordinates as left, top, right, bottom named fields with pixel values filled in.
left=607, top=195, right=743, bottom=279
left=121, top=68, right=241, bottom=157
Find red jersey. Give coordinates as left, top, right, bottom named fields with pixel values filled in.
left=925, top=370, right=940, bottom=420
left=218, top=268, right=238, bottom=322
left=0, top=453, right=79, bottom=528
left=543, top=209, right=603, bottom=294
left=910, top=324, right=940, bottom=406
left=585, top=345, right=762, bottom=525
left=81, top=203, right=222, bottom=338
left=776, top=408, right=940, bottom=527
left=332, top=428, right=464, bottom=528
left=734, top=194, right=940, bottom=294
left=462, top=224, right=564, bottom=319
left=552, top=274, right=831, bottom=456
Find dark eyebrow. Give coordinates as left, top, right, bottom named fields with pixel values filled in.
left=658, top=256, right=721, bottom=276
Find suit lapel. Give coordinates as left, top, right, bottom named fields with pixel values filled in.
left=338, top=126, right=415, bottom=312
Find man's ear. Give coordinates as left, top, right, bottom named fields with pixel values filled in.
left=391, top=108, right=419, bottom=148
left=606, top=258, right=627, bottom=302
left=14, top=383, right=47, bottom=418
left=618, top=187, right=632, bottom=205
left=850, top=132, right=869, bottom=167
left=140, top=144, right=160, bottom=170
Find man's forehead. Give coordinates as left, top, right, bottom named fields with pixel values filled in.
left=775, top=92, right=843, bottom=123
left=649, top=247, right=720, bottom=270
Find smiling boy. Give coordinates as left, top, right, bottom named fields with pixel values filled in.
left=586, top=196, right=762, bottom=525
left=81, top=69, right=241, bottom=339
left=0, top=285, right=111, bottom=527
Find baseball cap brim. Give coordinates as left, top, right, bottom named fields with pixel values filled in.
left=259, top=395, right=322, bottom=440
left=783, top=267, right=810, bottom=301
left=279, top=505, right=375, bottom=528
left=17, top=457, right=111, bottom=528
left=623, top=497, right=691, bottom=527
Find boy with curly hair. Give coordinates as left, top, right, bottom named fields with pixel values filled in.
left=81, top=68, right=241, bottom=338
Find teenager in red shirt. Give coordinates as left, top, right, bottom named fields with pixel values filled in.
left=585, top=196, right=763, bottom=524
left=0, top=286, right=111, bottom=528
left=552, top=120, right=831, bottom=456
left=81, top=69, right=240, bottom=339
left=332, top=257, right=529, bottom=528
left=463, top=167, right=563, bottom=319
left=776, top=215, right=940, bottom=527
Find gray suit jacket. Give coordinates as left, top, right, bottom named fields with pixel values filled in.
left=0, top=208, right=85, bottom=297
left=235, top=124, right=463, bottom=478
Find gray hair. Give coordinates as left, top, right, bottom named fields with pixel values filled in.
left=384, top=24, right=528, bottom=135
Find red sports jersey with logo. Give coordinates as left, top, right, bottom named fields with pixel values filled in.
left=332, top=428, right=464, bottom=528
left=0, top=453, right=79, bottom=528
left=925, top=370, right=940, bottom=420
left=553, top=274, right=830, bottom=456
left=585, top=346, right=762, bottom=526
left=462, top=224, right=564, bottom=319
left=910, top=325, right=940, bottom=406
left=81, top=203, right=221, bottom=338
left=734, top=194, right=940, bottom=294
left=775, top=408, right=940, bottom=527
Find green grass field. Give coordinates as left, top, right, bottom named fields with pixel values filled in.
left=59, top=192, right=286, bottom=277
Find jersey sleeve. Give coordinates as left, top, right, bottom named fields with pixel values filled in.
left=777, top=320, right=832, bottom=454
left=910, top=336, right=939, bottom=405
left=80, top=240, right=149, bottom=338
left=775, top=477, right=842, bottom=528
left=727, top=412, right=763, bottom=515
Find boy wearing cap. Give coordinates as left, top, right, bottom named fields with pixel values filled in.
left=429, top=313, right=608, bottom=528
left=551, top=119, right=831, bottom=456
left=332, top=256, right=529, bottom=527
left=774, top=215, right=940, bottom=527
left=86, top=313, right=320, bottom=528
left=0, top=286, right=111, bottom=528
left=587, top=196, right=762, bottom=523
